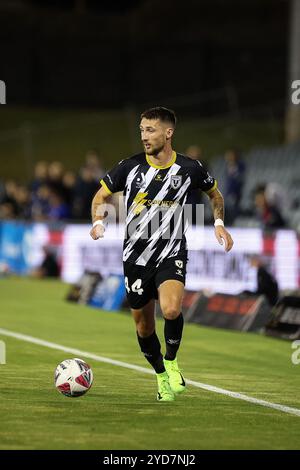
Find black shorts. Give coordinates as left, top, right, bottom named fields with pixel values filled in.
left=123, top=252, right=188, bottom=309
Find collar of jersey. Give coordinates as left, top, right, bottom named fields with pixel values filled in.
left=146, top=151, right=176, bottom=169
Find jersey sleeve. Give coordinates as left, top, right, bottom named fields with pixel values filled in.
left=100, top=159, right=129, bottom=194
left=191, top=160, right=218, bottom=194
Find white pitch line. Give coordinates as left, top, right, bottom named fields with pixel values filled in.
left=1, top=327, right=300, bottom=418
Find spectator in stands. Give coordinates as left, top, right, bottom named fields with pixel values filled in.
left=0, top=180, right=19, bottom=218
left=265, top=182, right=290, bottom=214
left=0, top=180, right=5, bottom=201
left=224, top=149, right=245, bottom=226
left=244, top=255, right=279, bottom=306
left=185, top=145, right=208, bottom=225
left=0, top=201, right=17, bottom=220
left=185, top=145, right=210, bottom=172
left=254, top=185, right=286, bottom=229
left=47, top=161, right=65, bottom=196
left=14, top=185, right=31, bottom=219
left=62, top=170, right=78, bottom=217
left=186, top=145, right=202, bottom=161
left=31, top=184, right=51, bottom=221
left=1, top=179, right=18, bottom=203
left=30, top=161, right=49, bottom=194
left=85, top=149, right=105, bottom=182
left=47, top=188, right=71, bottom=221
left=73, top=166, right=99, bottom=220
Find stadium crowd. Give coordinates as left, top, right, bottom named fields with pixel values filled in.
left=221, top=148, right=287, bottom=230
left=0, top=147, right=289, bottom=229
left=0, top=150, right=105, bottom=222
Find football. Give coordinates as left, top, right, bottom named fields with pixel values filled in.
left=54, top=358, right=93, bottom=397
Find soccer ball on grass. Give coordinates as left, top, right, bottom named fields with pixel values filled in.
left=54, top=358, right=93, bottom=397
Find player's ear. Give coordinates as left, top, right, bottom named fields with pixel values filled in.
left=166, top=127, right=174, bottom=140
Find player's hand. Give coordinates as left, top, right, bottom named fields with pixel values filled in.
left=90, top=224, right=105, bottom=240
left=215, top=226, right=234, bottom=252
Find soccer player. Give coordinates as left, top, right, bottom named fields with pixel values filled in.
left=90, top=107, right=234, bottom=402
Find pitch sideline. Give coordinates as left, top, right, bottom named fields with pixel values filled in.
left=1, top=327, right=300, bottom=418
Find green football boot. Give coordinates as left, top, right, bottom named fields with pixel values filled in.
left=156, top=371, right=175, bottom=402
left=163, top=358, right=186, bottom=394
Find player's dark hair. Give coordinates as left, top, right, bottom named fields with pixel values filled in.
left=140, top=107, right=177, bottom=128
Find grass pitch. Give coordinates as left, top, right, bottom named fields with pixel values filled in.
left=0, top=278, right=300, bottom=450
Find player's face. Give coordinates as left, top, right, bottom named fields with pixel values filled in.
left=140, top=118, right=173, bottom=155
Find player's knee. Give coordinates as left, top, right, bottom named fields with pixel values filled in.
left=137, top=322, right=155, bottom=337
left=161, top=304, right=180, bottom=320
left=134, top=316, right=155, bottom=337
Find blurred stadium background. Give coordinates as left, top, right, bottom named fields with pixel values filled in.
left=1, top=0, right=300, bottom=450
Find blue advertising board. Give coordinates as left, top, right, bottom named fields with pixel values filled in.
left=89, top=274, right=126, bottom=311
left=0, top=222, right=28, bottom=274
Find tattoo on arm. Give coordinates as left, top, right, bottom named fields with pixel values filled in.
left=210, top=192, right=224, bottom=221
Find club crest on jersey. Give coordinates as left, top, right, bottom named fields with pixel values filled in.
left=175, top=260, right=183, bottom=268
left=171, top=175, right=182, bottom=189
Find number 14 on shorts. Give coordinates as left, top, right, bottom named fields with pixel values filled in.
left=125, top=277, right=144, bottom=295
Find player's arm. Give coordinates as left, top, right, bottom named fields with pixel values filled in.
left=90, top=159, right=128, bottom=240
left=207, top=187, right=234, bottom=252
left=90, top=186, right=111, bottom=240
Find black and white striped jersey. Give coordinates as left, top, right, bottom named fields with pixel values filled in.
left=100, top=151, right=217, bottom=267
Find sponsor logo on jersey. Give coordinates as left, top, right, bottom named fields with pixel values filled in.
left=133, top=192, right=148, bottom=214
left=132, top=194, right=178, bottom=214
left=171, top=175, right=182, bottom=189
left=176, top=269, right=183, bottom=276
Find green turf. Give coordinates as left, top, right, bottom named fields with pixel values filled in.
left=0, top=278, right=300, bottom=450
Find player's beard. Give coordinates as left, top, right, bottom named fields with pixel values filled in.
left=144, top=141, right=164, bottom=156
